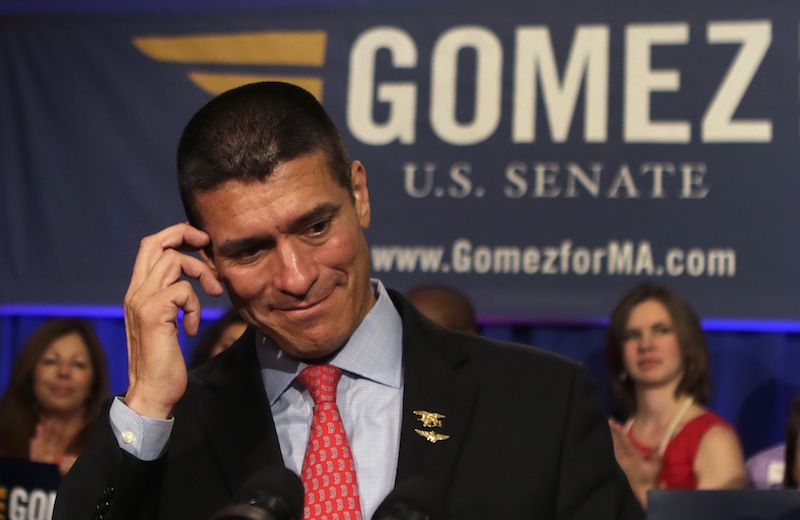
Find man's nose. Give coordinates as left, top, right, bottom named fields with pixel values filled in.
left=271, top=241, right=319, bottom=297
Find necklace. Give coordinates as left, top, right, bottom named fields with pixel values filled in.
left=624, top=396, right=695, bottom=457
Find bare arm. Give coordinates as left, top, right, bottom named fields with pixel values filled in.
left=694, top=424, right=747, bottom=489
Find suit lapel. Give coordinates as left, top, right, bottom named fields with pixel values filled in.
left=391, top=292, right=479, bottom=491
left=193, top=329, right=284, bottom=494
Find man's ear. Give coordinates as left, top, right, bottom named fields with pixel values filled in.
left=351, top=161, right=371, bottom=229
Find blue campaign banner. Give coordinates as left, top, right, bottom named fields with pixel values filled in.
left=1, top=0, right=798, bottom=321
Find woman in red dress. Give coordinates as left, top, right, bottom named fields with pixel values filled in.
left=605, top=283, right=746, bottom=508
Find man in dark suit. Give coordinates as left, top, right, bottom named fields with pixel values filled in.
left=54, top=82, right=643, bottom=520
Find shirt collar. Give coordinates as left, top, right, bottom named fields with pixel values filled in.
left=256, top=279, right=403, bottom=406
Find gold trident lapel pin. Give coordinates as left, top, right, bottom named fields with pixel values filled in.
left=415, top=429, right=450, bottom=443
left=413, top=410, right=445, bottom=428
left=413, top=410, right=450, bottom=443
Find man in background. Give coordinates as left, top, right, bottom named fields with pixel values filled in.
left=406, top=284, right=478, bottom=334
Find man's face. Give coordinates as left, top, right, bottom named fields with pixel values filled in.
left=195, top=150, right=375, bottom=359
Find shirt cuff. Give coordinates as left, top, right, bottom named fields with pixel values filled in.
left=109, top=396, right=174, bottom=461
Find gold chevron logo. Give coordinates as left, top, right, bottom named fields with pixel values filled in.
left=133, top=30, right=327, bottom=100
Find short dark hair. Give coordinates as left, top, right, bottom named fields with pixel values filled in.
left=177, top=81, right=353, bottom=227
left=604, top=283, right=711, bottom=418
left=406, top=284, right=478, bottom=334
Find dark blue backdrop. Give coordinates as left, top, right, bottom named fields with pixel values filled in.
left=2, top=0, right=799, bottom=461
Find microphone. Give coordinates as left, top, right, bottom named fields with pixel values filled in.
left=372, top=478, right=447, bottom=520
left=210, top=465, right=304, bottom=520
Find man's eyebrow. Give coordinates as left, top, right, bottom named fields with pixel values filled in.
left=216, top=235, right=274, bottom=256
left=288, top=202, right=342, bottom=233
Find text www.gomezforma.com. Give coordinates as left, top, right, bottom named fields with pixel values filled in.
left=371, top=239, right=736, bottom=278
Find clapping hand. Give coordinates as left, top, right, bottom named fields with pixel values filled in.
left=608, top=418, right=661, bottom=508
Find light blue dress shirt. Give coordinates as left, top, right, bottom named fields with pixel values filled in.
left=110, top=279, right=403, bottom=519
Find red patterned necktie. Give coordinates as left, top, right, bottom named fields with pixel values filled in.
left=297, top=365, right=363, bottom=520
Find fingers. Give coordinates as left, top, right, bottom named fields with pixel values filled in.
left=58, top=455, right=78, bottom=477
left=29, top=420, right=70, bottom=464
left=126, top=223, right=224, bottom=335
left=607, top=419, right=627, bottom=442
left=129, top=223, right=223, bottom=297
left=126, top=278, right=204, bottom=338
left=129, top=248, right=220, bottom=307
left=607, top=420, right=638, bottom=462
left=608, top=417, right=623, bottom=428
left=123, top=223, right=227, bottom=418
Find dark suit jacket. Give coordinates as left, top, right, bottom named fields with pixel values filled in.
left=54, top=290, right=643, bottom=520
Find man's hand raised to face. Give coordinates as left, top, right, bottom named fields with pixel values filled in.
left=123, top=222, right=225, bottom=419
